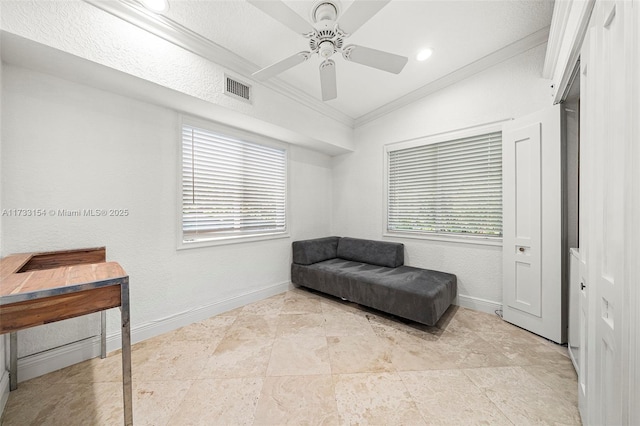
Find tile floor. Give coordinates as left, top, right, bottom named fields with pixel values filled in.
left=1, top=288, right=581, bottom=425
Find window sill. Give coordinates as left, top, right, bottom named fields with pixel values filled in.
left=383, top=231, right=503, bottom=247
left=177, top=232, right=290, bottom=250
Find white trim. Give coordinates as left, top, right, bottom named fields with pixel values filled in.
left=355, top=27, right=549, bottom=127
left=455, top=294, right=502, bottom=316
left=15, top=337, right=103, bottom=383
left=383, top=232, right=502, bottom=247
left=0, top=369, right=10, bottom=415
left=543, top=0, right=573, bottom=79
left=384, top=122, right=505, bottom=151
left=182, top=115, right=289, bottom=151
left=82, top=0, right=354, bottom=128
left=11, top=281, right=291, bottom=384
left=545, top=0, right=595, bottom=103
left=179, top=232, right=291, bottom=250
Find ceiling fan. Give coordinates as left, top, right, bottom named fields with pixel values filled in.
left=248, top=0, right=408, bottom=101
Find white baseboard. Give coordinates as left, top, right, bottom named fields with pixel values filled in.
left=17, top=336, right=102, bottom=383
left=456, top=294, right=502, bottom=316
left=13, top=281, right=291, bottom=384
left=0, top=369, right=9, bottom=417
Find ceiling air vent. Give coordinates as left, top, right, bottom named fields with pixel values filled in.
left=224, top=75, right=251, bottom=103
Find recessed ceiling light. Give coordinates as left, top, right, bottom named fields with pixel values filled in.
left=140, top=0, right=168, bottom=13
left=416, top=48, right=433, bottom=61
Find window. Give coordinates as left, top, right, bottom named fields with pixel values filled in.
left=386, top=128, right=502, bottom=241
left=181, top=120, right=287, bottom=246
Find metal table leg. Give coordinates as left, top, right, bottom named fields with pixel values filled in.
left=100, top=311, right=107, bottom=359
left=120, top=279, right=133, bottom=426
left=9, top=332, right=17, bottom=391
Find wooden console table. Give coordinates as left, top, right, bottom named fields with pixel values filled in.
left=0, top=247, right=133, bottom=425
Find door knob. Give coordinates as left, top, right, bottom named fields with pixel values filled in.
left=519, top=247, right=525, bottom=252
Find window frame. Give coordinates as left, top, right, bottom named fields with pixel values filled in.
left=177, top=115, right=290, bottom=250
left=383, top=122, right=505, bottom=247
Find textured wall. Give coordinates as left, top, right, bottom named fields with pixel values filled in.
left=1, top=65, right=333, bottom=356
left=332, top=45, right=552, bottom=305
left=0, top=0, right=353, bottom=152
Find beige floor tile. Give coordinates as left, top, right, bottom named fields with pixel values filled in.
left=165, top=315, right=236, bottom=342
left=217, top=306, right=244, bottom=317
left=523, top=361, right=579, bottom=405
left=132, top=380, right=193, bottom=426
left=1, top=290, right=579, bottom=425
left=168, top=377, right=263, bottom=425
left=276, top=313, right=326, bottom=338
left=240, top=294, right=285, bottom=316
left=267, top=336, right=331, bottom=376
left=399, top=370, right=513, bottom=425
left=489, top=339, right=573, bottom=366
left=2, top=382, right=123, bottom=426
left=464, top=366, right=582, bottom=425
left=200, top=336, right=274, bottom=379
left=327, top=335, right=394, bottom=374
left=281, top=295, right=323, bottom=314
left=21, top=351, right=124, bottom=386
left=323, top=309, right=376, bottom=337
left=445, top=307, right=513, bottom=334
left=334, top=372, right=426, bottom=425
left=385, top=334, right=459, bottom=372
left=60, top=351, right=125, bottom=384
left=254, top=375, right=338, bottom=425
left=435, top=330, right=514, bottom=368
left=132, top=339, right=214, bottom=382
left=224, top=314, right=280, bottom=340
left=370, top=314, right=443, bottom=343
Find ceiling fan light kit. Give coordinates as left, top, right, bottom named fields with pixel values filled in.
left=248, top=0, right=409, bottom=101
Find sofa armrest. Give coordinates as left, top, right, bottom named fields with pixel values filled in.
left=292, top=236, right=341, bottom=265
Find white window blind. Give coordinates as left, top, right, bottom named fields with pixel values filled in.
left=387, top=131, right=502, bottom=238
left=182, top=124, right=287, bottom=243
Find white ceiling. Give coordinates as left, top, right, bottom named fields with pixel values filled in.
left=161, top=0, right=554, bottom=119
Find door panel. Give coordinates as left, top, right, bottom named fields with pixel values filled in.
left=579, top=1, right=632, bottom=423
left=502, top=105, right=562, bottom=342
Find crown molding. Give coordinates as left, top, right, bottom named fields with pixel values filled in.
left=354, top=26, right=551, bottom=128
left=542, top=0, right=572, bottom=79
left=83, top=0, right=354, bottom=128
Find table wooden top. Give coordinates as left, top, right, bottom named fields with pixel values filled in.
left=0, top=248, right=127, bottom=306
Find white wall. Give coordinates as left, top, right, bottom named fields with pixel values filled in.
left=332, top=44, right=552, bottom=310
left=1, top=64, right=332, bottom=360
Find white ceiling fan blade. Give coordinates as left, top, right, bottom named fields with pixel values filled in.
left=342, top=44, right=408, bottom=74
left=319, top=59, right=337, bottom=101
left=247, top=0, right=315, bottom=35
left=253, top=51, right=310, bottom=81
left=337, top=0, right=390, bottom=35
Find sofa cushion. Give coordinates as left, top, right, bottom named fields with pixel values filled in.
left=292, top=236, right=340, bottom=265
left=292, top=259, right=456, bottom=326
left=337, top=237, right=404, bottom=268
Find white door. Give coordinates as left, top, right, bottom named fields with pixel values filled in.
left=579, top=1, right=634, bottom=423
left=582, top=1, right=628, bottom=423
left=502, top=104, right=563, bottom=343
left=577, top=25, right=593, bottom=422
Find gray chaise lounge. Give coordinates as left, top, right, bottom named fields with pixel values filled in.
left=291, top=236, right=457, bottom=326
